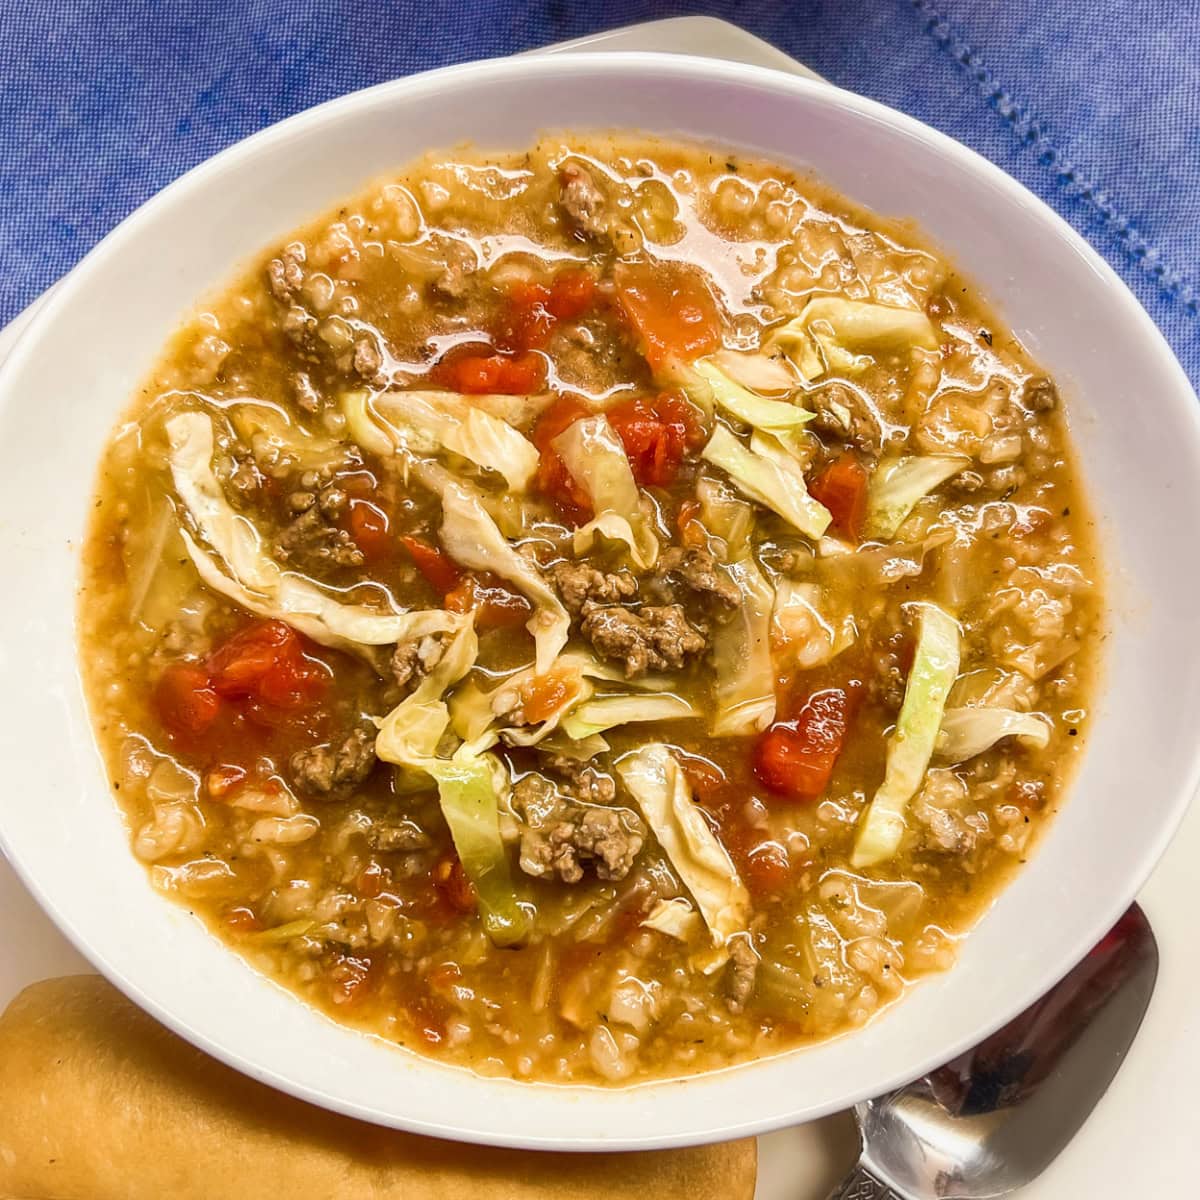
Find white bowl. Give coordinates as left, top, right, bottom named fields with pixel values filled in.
left=1, top=52, right=1198, bottom=1150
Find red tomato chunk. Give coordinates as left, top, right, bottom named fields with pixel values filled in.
left=754, top=686, right=858, bottom=802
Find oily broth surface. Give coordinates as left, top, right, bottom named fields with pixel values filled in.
left=79, top=134, right=1101, bottom=1084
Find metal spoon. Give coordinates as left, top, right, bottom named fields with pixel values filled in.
left=827, top=904, right=1158, bottom=1199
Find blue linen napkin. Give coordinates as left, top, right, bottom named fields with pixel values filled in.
left=2, top=1, right=1196, bottom=388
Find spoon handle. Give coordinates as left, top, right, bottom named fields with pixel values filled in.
left=825, top=1160, right=906, bottom=1200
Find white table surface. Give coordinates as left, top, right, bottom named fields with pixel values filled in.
left=1, top=17, right=1196, bottom=1197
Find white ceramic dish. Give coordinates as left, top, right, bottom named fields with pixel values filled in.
left=1, top=52, right=1198, bottom=1151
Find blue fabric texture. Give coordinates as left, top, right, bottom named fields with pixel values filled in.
left=2, top=1, right=1197, bottom=389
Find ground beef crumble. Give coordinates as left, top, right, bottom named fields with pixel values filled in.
left=580, top=601, right=707, bottom=679
left=549, top=561, right=638, bottom=614
left=511, top=773, right=644, bottom=885
left=642, top=546, right=739, bottom=612
left=290, top=725, right=377, bottom=797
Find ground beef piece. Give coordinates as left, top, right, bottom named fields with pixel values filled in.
left=512, top=774, right=644, bottom=884
left=724, top=936, right=760, bottom=1014
left=429, top=237, right=478, bottom=300
left=282, top=304, right=316, bottom=346
left=559, top=163, right=608, bottom=239
left=366, top=818, right=430, bottom=853
left=947, top=469, right=986, bottom=496
left=275, top=480, right=364, bottom=570
left=643, top=547, right=740, bottom=612
left=808, top=383, right=882, bottom=455
left=391, top=633, right=448, bottom=693
left=352, top=336, right=385, bottom=382
left=549, top=561, right=638, bottom=615
left=580, top=601, right=707, bottom=679
left=290, top=726, right=377, bottom=797
left=266, top=242, right=307, bottom=303
left=540, top=752, right=618, bottom=804
left=1021, top=375, right=1059, bottom=413
left=229, top=454, right=265, bottom=496
left=292, top=371, right=322, bottom=413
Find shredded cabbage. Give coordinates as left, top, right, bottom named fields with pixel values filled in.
left=687, top=359, right=814, bottom=437
left=771, top=579, right=857, bottom=671
left=451, top=651, right=673, bottom=749
left=853, top=603, right=961, bottom=868
left=342, top=390, right=538, bottom=492
left=935, top=707, right=1051, bottom=763
left=640, top=897, right=702, bottom=942
left=552, top=416, right=659, bottom=570
left=701, top=424, right=832, bottom=541
left=167, top=412, right=455, bottom=657
left=560, top=693, right=697, bottom=741
left=228, top=402, right=350, bottom=474
left=435, top=476, right=569, bottom=674
left=697, top=479, right=776, bottom=736
left=772, top=298, right=938, bottom=378
left=864, top=455, right=969, bottom=540
left=706, top=348, right=800, bottom=393
left=616, top=744, right=750, bottom=947
left=425, top=750, right=531, bottom=946
left=372, top=620, right=529, bottom=945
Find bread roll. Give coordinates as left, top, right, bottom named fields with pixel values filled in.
left=0, top=976, right=756, bottom=1199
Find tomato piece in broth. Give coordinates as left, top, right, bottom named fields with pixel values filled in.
left=532, top=395, right=594, bottom=524
left=432, top=350, right=545, bottom=394
left=345, top=498, right=392, bottom=562
left=399, top=535, right=463, bottom=596
left=808, top=452, right=869, bottom=542
left=607, top=392, right=705, bottom=487
left=207, top=619, right=329, bottom=711
left=754, top=686, right=860, bottom=802
left=155, top=663, right=222, bottom=738
left=614, top=260, right=721, bottom=370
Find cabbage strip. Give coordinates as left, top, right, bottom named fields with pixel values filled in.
left=617, top=744, right=749, bottom=947
left=167, top=412, right=455, bottom=656
left=853, top=603, right=961, bottom=867
left=552, top=416, right=659, bottom=570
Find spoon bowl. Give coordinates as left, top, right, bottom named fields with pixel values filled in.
left=831, top=905, right=1157, bottom=1198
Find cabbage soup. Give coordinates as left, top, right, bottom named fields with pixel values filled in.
left=80, top=135, right=1101, bottom=1083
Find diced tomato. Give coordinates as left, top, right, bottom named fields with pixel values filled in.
left=606, top=392, right=705, bottom=487
left=754, top=686, right=858, bottom=801
left=207, top=620, right=329, bottom=711
left=399, top=535, right=463, bottom=596
left=356, top=861, right=388, bottom=899
left=327, top=954, right=377, bottom=1007
left=494, top=270, right=599, bottom=353
left=683, top=760, right=796, bottom=899
left=520, top=665, right=580, bottom=725
left=532, top=395, right=594, bottom=523
left=205, top=763, right=247, bottom=798
left=675, top=498, right=707, bottom=549
left=614, top=259, right=721, bottom=370
left=809, top=452, right=869, bottom=541
left=400, top=991, right=448, bottom=1047
left=346, top=498, right=391, bottom=561
left=495, top=281, right=554, bottom=352
left=743, top=839, right=794, bottom=895
left=224, top=906, right=262, bottom=933
left=155, top=663, right=222, bottom=737
left=547, top=268, right=597, bottom=321
left=445, top=573, right=532, bottom=630
left=432, top=349, right=545, bottom=394
left=433, top=854, right=477, bottom=914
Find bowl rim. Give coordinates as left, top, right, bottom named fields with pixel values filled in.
left=3, top=48, right=1199, bottom=1150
